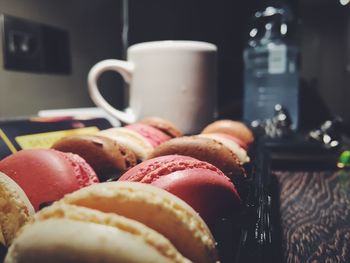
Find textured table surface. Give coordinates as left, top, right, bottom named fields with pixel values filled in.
left=273, top=170, right=350, bottom=263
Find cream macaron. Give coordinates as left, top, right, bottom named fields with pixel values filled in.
left=5, top=182, right=219, bottom=263
left=0, top=172, right=34, bottom=247
left=198, top=133, right=250, bottom=164
left=99, top=127, right=154, bottom=161
left=61, top=182, right=219, bottom=263
left=5, top=203, right=190, bottom=263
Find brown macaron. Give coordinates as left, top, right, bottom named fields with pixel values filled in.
left=140, top=117, right=183, bottom=138
left=149, top=136, right=246, bottom=181
left=201, top=120, right=254, bottom=146
left=52, top=135, right=137, bottom=181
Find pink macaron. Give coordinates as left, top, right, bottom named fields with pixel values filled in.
left=119, top=155, right=241, bottom=228
left=125, top=123, right=171, bottom=147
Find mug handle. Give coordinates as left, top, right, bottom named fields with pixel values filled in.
left=88, top=59, right=136, bottom=124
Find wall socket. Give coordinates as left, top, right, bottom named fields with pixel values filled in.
left=1, top=14, right=70, bottom=74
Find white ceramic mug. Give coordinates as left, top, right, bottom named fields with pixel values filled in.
left=88, top=40, right=218, bottom=134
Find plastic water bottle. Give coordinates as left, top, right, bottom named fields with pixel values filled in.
left=243, top=0, right=299, bottom=129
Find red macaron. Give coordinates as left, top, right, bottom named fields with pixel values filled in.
left=0, top=149, right=99, bottom=211
left=119, top=155, right=241, bottom=228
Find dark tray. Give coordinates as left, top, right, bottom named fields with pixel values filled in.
left=234, top=136, right=350, bottom=263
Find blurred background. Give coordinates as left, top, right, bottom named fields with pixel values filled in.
left=0, top=0, right=348, bottom=130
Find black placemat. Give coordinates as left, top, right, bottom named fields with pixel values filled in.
left=0, top=117, right=113, bottom=159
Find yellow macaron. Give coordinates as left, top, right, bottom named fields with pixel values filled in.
left=0, top=172, right=34, bottom=246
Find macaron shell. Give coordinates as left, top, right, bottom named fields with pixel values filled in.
left=99, top=128, right=153, bottom=160
left=58, top=151, right=99, bottom=187
left=61, top=182, right=219, bottom=263
left=202, top=120, right=254, bottom=146
left=0, top=172, right=34, bottom=246
left=209, top=132, right=248, bottom=150
left=198, top=134, right=250, bottom=164
left=119, top=154, right=225, bottom=184
left=140, top=117, right=183, bottom=138
left=31, top=203, right=190, bottom=263
left=149, top=136, right=245, bottom=180
left=0, top=149, right=98, bottom=211
left=151, top=168, right=241, bottom=227
left=0, top=229, right=5, bottom=246
left=126, top=123, right=171, bottom=147
left=52, top=135, right=137, bottom=181
left=5, top=219, right=187, bottom=263
left=0, top=230, right=6, bottom=263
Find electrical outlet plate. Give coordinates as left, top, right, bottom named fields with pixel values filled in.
left=1, top=14, right=42, bottom=72
left=1, top=14, right=70, bottom=74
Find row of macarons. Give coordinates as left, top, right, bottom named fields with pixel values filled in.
left=2, top=181, right=221, bottom=263
left=0, top=118, right=254, bottom=262
left=52, top=117, right=254, bottom=216
left=52, top=117, right=254, bottom=182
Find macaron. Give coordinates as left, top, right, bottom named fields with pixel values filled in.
left=99, top=127, right=154, bottom=161
left=0, top=230, right=6, bottom=262
left=5, top=203, right=191, bottom=263
left=0, top=172, right=34, bottom=246
left=119, top=155, right=241, bottom=228
left=52, top=134, right=137, bottom=181
left=61, top=181, right=219, bottom=263
left=0, top=149, right=99, bottom=211
left=201, top=120, right=254, bottom=147
left=213, top=133, right=248, bottom=150
left=198, top=133, right=250, bottom=164
left=0, top=231, right=5, bottom=250
left=140, top=117, right=183, bottom=138
left=149, top=136, right=246, bottom=180
left=125, top=123, right=172, bottom=147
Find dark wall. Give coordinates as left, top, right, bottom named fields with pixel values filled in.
left=299, top=0, right=350, bottom=128
left=128, top=0, right=258, bottom=119
left=2, top=0, right=347, bottom=128
left=111, top=0, right=349, bottom=128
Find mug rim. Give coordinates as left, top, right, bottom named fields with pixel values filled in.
left=128, top=40, right=217, bottom=52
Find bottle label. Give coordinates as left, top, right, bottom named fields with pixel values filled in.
left=268, top=44, right=287, bottom=74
